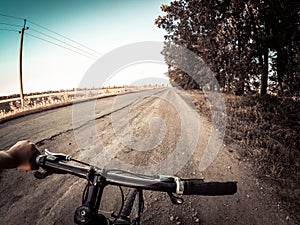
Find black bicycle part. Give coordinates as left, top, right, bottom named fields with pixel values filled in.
left=182, top=180, right=237, bottom=195
left=74, top=167, right=107, bottom=225
left=35, top=152, right=237, bottom=225
left=120, top=189, right=138, bottom=221
left=134, top=189, right=144, bottom=225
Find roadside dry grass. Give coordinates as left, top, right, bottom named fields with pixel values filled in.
left=0, top=93, right=74, bottom=120
left=0, top=87, right=137, bottom=121
left=188, top=89, right=300, bottom=223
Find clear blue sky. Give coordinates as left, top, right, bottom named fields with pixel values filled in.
left=0, top=0, right=170, bottom=96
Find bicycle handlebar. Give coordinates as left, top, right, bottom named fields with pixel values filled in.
left=182, top=180, right=237, bottom=195
left=35, top=153, right=237, bottom=196
left=36, top=154, right=88, bottom=178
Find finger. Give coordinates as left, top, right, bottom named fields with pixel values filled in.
left=31, top=143, right=41, bottom=154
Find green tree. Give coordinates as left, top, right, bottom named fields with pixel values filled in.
left=155, top=0, right=299, bottom=96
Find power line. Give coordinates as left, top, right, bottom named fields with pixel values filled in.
left=0, top=28, right=19, bottom=32
left=29, top=28, right=99, bottom=58
left=0, top=22, right=23, bottom=28
left=27, top=19, right=102, bottom=56
left=0, top=13, right=101, bottom=59
left=0, top=13, right=24, bottom=21
left=26, top=33, right=98, bottom=60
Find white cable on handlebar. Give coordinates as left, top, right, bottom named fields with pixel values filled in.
left=174, top=177, right=184, bottom=195
left=45, top=149, right=71, bottom=161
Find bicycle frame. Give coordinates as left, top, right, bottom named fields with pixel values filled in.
left=120, top=189, right=144, bottom=225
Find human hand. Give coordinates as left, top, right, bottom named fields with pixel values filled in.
left=6, top=140, right=40, bottom=170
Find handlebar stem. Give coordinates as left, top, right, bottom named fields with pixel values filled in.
left=74, top=168, right=107, bottom=225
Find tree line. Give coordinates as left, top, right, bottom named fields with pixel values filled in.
left=155, top=0, right=299, bottom=96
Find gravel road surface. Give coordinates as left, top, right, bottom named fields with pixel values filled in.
left=0, top=88, right=294, bottom=224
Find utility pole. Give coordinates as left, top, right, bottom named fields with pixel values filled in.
left=19, top=19, right=28, bottom=107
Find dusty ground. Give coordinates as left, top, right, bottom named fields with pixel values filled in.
left=0, top=88, right=295, bottom=224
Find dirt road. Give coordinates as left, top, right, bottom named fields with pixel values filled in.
left=0, top=88, right=294, bottom=224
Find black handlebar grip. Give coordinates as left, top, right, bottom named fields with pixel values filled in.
left=183, top=180, right=237, bottom=196
left=30, top=151, right=41, bottom=170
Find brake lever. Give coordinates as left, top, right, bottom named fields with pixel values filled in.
left=167, top=192, right=184, bottom=205
left=45, top=149, right=71, bottom=161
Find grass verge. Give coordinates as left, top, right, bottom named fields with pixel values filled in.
left=189, top=89, right=300, bottom=223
